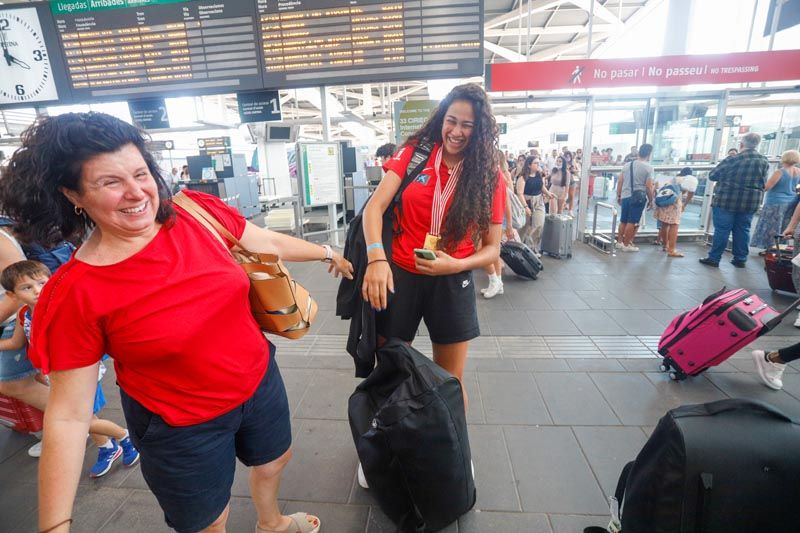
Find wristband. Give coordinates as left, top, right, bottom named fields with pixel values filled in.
left=368, top=259, right=389, bottom=266
left=366, top=242, right=384, bottom=252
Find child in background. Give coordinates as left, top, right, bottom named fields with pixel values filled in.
left=0, top=260, right=139, bottom=477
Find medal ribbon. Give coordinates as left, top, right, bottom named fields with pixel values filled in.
left=430, top=146, right=463, bottom=236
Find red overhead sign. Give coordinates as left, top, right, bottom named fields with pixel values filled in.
left=486, top=50, right=800, bottom=91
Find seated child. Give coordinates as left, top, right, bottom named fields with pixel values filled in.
left=0, top=260, right=139, bottom=477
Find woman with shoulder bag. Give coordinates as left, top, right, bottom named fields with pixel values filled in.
left=361, top=83, right=505, bottom=400
left=0, top=112, right=353, bottom=533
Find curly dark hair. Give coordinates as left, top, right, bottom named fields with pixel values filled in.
left=406, top=83, right=499, bottom=252
left=0, top=112, right=173, bottom=246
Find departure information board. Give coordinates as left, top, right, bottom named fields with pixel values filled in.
left=50, top=0, right=264, bottom=101
left=0, top=1, right=485, bottom=109
left=257, top=0, right=483, bottom=88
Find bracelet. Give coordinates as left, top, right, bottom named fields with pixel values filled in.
left=366, top=242, right=384, bottom=252
left=41, top=518, right=72, bottom=533
left=368, top=259, right=389, bottom=266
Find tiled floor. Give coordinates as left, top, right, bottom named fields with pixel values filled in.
left=3, top=242, right=800, bottom=532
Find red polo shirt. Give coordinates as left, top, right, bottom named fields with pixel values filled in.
left=383, top=143, right=506, bottom=273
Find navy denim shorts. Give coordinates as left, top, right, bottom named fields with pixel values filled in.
left=119, top=345, right=290, bottom=533
left=620, top=196, right=647, bottom=224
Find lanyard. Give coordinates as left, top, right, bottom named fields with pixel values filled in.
left=429, top=146, right=463, bottom=236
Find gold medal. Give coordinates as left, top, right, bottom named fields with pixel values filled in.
left=423, top=233, right=441, bottom=250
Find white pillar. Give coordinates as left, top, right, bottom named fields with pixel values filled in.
left=661, top=0, right=694, bottom=56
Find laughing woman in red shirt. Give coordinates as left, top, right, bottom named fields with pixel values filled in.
left=0, top=113, right=353, bottom=533
left=362, top=83, right=505, bottom=402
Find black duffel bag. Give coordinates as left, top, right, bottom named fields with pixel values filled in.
left=349, top=339, right=476, bottom=532
left=586, top=398, right=800, bottom=533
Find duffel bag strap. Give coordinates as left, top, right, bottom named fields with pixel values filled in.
left=582, top=461, right=634, bottom=533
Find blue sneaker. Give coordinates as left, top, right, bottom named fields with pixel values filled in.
left=89, top=439, right=122, bottom=478
left=119, top=435, right=140, bottom=467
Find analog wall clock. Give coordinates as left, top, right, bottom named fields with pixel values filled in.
left=0, top=7, right=59, bottom=105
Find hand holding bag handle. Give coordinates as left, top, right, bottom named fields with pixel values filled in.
left=173, top=192, right=317, bottom=340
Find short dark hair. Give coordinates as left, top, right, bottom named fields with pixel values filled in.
left=375, top=143, right=396, bottom=159
left=1, top=260, right=50, bottom=292
left=0, top=112, right=174, bottom=246
left=638, top=144, right=653, bottom=158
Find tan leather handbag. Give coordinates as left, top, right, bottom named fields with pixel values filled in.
left=173, top=192, right=317, bottom=340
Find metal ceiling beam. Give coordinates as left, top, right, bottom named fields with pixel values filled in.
left=486, top=23, right=616, bottom=37
left=569, top=0, right=623, bottom=25
left=528, top=33, right=610, bottom=60
left=592, top=0, right=667, bottom=57
left=484, top=40, right=526, bottom=62
left=484, top=0, right=564, bottom=29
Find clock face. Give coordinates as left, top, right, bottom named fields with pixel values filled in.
left=0, top=7, right=59, bottom=105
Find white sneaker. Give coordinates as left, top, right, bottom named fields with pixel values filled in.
left=484, top=278, right=503, bottom=299
left=357, top=462, right=369, bottom=489
left=28, top=441, right=42, bottom=458
left=752, top=350, right=785, bottom=390
left=793, top=312, right=800, bottom=328
left=621, top=244, right=640, bottom=253
left=614, top=241, right=623, bottom=249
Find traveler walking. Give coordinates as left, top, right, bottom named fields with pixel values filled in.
left=752, top=341, right=800, bottom=390
left=750, top=150, right=800, bottom=250
left=699, top=132, right=770, bottom=268
left=0, top=112, right=353, bottom=533
left=516, top=156, right=551, bottom=254
left=616, top=143, right=655, bottom=252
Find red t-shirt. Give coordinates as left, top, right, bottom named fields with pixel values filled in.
left=383, top=143, right=506, bottom=273
left=29, top=190, right=269, bottom=426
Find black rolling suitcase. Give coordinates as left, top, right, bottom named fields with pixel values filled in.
left=764, top=236, right=796, bottom=294
left=500, top=240, right=543, bottom=280
left=585, top=399, right=800, bottom=533
left=349, top=339, right=476, bottom=532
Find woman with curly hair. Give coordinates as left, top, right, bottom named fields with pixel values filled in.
left=361, top=83, right=505, bottom=407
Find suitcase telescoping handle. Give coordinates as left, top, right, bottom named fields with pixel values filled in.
left=764, top=294, right=800, bottom=331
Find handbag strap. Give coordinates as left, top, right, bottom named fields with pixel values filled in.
left=629, top=160, right=635, bottom=193
left=173, top=193, right=276, bottom=263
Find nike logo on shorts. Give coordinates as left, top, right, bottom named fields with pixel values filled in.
left=462, top=279, right=470, bottom=288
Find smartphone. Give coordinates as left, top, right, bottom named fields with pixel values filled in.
left=413, top=248, right=437, bottom=260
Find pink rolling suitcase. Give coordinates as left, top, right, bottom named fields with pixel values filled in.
left=658, top=287, right=800, bottom=380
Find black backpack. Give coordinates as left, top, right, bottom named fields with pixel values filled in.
left=349, top=339, right=476, bottom=532
left=336, top=142, right=432, bottom=320
left=586, top=399, right=800, bottom=533
left=0, top=217, right=75, bottom=273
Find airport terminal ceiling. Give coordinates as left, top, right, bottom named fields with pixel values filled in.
left=0, top=0, right=796, bottom=148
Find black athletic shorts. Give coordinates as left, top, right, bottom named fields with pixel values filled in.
left=376, top=262, right=480, bottom=344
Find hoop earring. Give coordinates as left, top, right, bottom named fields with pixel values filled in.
left=74, top=206, right=84, bottom=216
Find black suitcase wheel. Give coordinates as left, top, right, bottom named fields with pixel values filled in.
left=659, top=362, right=669, bottom=372
left=669, top=371, right=679, bottom=381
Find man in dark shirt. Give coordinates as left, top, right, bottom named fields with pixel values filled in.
left=699, top=132, right=770, bottom=268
